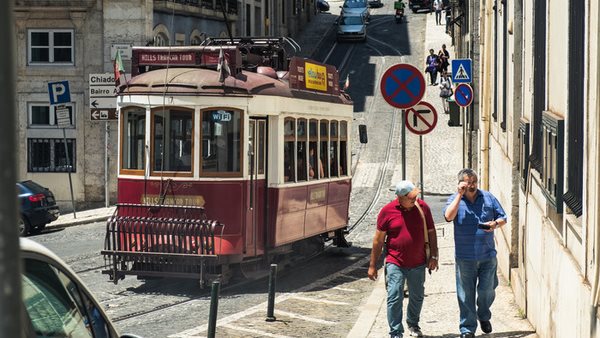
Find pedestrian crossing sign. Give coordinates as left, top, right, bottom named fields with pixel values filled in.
left=451, top=59, right=472, bottom=83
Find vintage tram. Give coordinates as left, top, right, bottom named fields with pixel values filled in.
left=102, top=38, right=354, bottom=285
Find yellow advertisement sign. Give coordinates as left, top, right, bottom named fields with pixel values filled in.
left=305, top=62, right=328, bottom=92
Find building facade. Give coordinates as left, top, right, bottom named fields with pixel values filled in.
left=454, top=0, right=600, bottom=336
left=13, top=0, right=315, bottom=211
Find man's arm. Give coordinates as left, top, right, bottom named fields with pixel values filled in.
left=368, top=229, right=387, bottom=281
left=444, top=181, right=467, bottom=221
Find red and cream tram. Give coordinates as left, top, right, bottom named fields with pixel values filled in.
left=102, top=39, right=354, bottom=285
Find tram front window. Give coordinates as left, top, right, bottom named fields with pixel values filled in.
left=152, top=109, right=193, bottom=172
left=202, top=109, right=241, bottom=173
left=121, top=108, right=145, bottom=171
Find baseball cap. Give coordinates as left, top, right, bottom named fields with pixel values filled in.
left=395, top=180, right=417, bottom=196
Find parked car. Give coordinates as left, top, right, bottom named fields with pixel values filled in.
left=409, top=0, right=433, bottom=12
left=20, top=238, right=143, bottom=338
left=336, top=14, right=367, bottom=42
left=17, top=180, right=60, bottom=236
left=368, top=0, right=383, bottom=8
left=341, top=0, right=370, bottom=21
left=317, top=0, right=330, bottom=12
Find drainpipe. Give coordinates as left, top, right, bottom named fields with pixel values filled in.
left=479, top=0, right=493, bottom=189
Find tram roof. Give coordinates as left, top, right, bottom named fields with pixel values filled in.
left=119, top=67, right=353, bottom=105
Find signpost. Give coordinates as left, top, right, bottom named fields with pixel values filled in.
left=380, top=64, right=426, bottom=180
left=89, top=73, right=118, bottom=121
left=454, top=83, right=474, bottom=107
left=404, top=101, right=438, bottom=135
left=451, top=58, right=473, bottom=83
left=47, top=81, right=76, bottom=218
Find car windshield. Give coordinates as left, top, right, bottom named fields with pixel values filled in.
left=341, top=16, right=364, bottom=25
left=343, top=0, right=367, bottom=8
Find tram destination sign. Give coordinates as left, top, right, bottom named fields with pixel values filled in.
left=89, top=73, right=117, bottom=121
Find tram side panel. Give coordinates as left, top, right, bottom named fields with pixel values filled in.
left=268, top=180, right=351, bottom=247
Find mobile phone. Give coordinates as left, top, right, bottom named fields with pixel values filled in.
left=478, top=223, right=491, bottom=230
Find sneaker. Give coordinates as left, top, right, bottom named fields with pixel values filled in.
left=408, top=326, right=423, bottom=337
left=390, top=334, right=403, bottom=338
left=460, top=333, right=475, bottom=338
left=480, top=320, right=493, bottom=333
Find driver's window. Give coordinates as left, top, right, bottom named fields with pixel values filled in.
left=22, top=258, right=112, bottom=338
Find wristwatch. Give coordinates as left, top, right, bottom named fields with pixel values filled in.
left=430, top=256, right=438, bottom=260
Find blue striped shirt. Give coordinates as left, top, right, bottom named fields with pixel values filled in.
left=444, top=189, right=506, bottom=260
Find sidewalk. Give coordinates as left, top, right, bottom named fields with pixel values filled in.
left=48, top=205, right=115, bottom=229
left=348, top=11, right=537, bottom=338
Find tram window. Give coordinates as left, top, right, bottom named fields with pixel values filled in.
left=330, top=121, right=339, bottom=177
left=320, top=120, right=329, bottom=178
left=258, top=121, right=266, bottom=175
left=121, top=108, right=145, bottom=171
left=284, top=118, right=296, bottom=182
left=340, top=121, right=348, bottom=176
left=308, top=119, right=322, bottom=179
left=297, top=119, right=308, bottom=182
left=201, top=110, right=241, bottom=174
left=152, top=109, right=193, bottom=172
left=284, top=141, right=295, bottom=182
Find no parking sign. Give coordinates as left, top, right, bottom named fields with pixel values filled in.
left=380, top=64, right=426, bottom=109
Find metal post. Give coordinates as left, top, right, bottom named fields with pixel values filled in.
left=63, top=127, right=76, bottom=218
left=265, top=264, right=278, bottom=322
left=105, top=122, right=109, bottom=208
left=419, top=135, right=424, bottom=201
left=461, top=106, right=466, bottom=167
left=401, top=109, right=406, bottom=180
left=0, top=2, right=23, bottom=336
left=207, top=280, right=220, bottom=338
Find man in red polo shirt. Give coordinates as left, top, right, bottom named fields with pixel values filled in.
left=368, top=180, right=439, bottom=338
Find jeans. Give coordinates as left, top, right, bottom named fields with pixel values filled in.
left=385, top=263, right=426, bottom=336
left=455, top=257, right=499, bottom=334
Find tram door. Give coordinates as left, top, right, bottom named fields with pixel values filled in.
left=245, top=118, right=267, bottom=256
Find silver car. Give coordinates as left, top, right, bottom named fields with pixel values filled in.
left=341, top=0, right=370, bottom=21
left=337, top=14, right=367, bottom=42
left=20, top=238, right=143, bottom=338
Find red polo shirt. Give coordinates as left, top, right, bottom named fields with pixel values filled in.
left=377, top=199, right=434, bottom=268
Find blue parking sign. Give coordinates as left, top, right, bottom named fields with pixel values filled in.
left=48, top=81, right=71, bottom=105
left=451, top=59, right=472, bottom=83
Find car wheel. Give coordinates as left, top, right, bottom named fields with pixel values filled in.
left=19, top=217, right=30, bottom=237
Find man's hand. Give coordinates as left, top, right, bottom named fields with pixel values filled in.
left=427, top=257, right=439, bottom=272
left=457, top=181, right=468, bottom=195
left=367, top=266, right=378, bottom=281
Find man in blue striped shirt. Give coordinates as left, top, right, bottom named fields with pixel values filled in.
left=443, top=168, right=507, bottom=338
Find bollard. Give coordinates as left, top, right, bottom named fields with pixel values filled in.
left=265, top=264, right=278, bottom=322
left=207, top=280, right=220, bottom=338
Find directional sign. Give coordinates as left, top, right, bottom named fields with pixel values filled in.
left=454, top=83, right=474, bottom=107
left=452, top=59, right=472, bottom=83
left=89, top=73, right=118, bottom=120
left=380, top=64, right=426, bottom=109
left=405, top=101, right=438, bottom=135
left=48, top=81, right=71, bottom=105
left=91, top=109, right=117, bottom=121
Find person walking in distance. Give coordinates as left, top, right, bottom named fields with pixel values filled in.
left=443, top=169, right=507, bottom=338
left=368, top=181, right=439, bottom=338
left=425, top=49, right=440, bottom=85
left=433, top=0, right=443, bottom=25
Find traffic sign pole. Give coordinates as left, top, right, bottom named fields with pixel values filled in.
left=402, top=109, right=406, bottom=180
left=419, top=135, right=424, bottom=201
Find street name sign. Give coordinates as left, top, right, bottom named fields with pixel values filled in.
left=454, top=83, right=474, bottom=107
left=404, top=101, right=438, bottom=135
left=380, top=64, right=426, bottom=109
left=451, top=59, right=472, bottom=83
left=89, top=73, right=118, bottom=121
